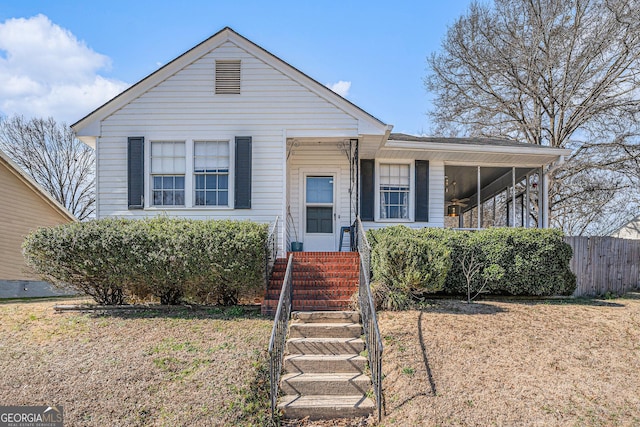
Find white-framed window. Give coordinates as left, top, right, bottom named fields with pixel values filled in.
left=194, top=140, right=229, bottom=206
left=378, top=162, right=411, bottom=220
left=151, top=141, right=185, bottom=206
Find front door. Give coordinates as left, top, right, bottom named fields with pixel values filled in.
left=303, top=174, right=336, bottom=251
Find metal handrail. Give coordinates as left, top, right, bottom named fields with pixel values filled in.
left=267, top=254, right=293, bottom=418
left=265, top=216, right=279, bottom=289
left=355, top=217, right=384, bottom=420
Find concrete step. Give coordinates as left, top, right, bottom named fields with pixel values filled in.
left=286, top=337, right=365, bottom=355
left=280, top=373, right=371, bottom=396
left=284, top=354, right=367, bottom=374
left=278, top=394, right=375, bottom=420
left=266, top=288, right=356, bottom=299
left=261, top=301, right=354, bottom=316
left=289, top=322, right=362, bottom=339
left=292, top=311, right=360, bottom=324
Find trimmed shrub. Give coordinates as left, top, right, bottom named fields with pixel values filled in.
left=368, top=226, right=452, bottom=309
left=367, top=226, right=576, bottom=305
left=23, top=218, right=268, bottom=305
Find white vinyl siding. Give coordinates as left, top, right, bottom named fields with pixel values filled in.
left=95, top=40, right=363, bottom=256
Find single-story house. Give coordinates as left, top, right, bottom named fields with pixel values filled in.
left=0, top=149, right=76, bottom=297
left=72, top=27, right=570, bottom=253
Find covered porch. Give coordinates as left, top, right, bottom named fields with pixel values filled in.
left=281, top=133, right=571, bottom=252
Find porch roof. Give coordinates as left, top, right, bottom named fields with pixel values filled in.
left=380, top=133, right=572, bottom=167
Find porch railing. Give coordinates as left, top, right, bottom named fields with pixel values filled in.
left=267, top=254, right=293, bottom=417
left=265, top=216, right=279, bottom=289
left=354, top=217, right=384, bottom=420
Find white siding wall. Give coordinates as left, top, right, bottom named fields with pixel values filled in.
left=362, top=160, right=445, bottom=230
left=97, top=41, right=360, bottom=254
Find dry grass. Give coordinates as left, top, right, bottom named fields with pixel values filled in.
left=0, top=298, right=273, bottom=426
left=2, top=295, right=639, bottom=426
left=379, top=294, right=640, bottom=426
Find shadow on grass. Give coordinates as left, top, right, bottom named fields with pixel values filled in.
left=58, top=304, right=268, bottom=321
left=419, top=299, right=508, bottom=315
left=419, top=294, right=630, bottom=312
left=492, top=297, right=626, bottom=308
left=386, top=311, right=438, bottom=414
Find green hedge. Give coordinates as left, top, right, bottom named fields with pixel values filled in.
left=23, top=218, right=268, bottom=305
left=367, top=226, right=576, bottom=305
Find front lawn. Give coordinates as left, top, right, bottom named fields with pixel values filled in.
left=379, top=294, right=640, bottom=426
left=2, top=295, right=639, bottom=426
left=0, top=298, right=272, bottom=426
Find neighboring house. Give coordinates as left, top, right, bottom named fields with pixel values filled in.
left=72, top=27, right=570, bottom=253
left=0, top=149, right=76, bottom=297
left=608, top=214, right=640, bottom=239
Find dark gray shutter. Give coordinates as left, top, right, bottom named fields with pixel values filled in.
left=360, top=159, right=375, bottom=221
left=128, top=137, right=144, bottom=209
left=234, top=136, right=252, bottom=209
left=415, top=160, right=429, bottom=222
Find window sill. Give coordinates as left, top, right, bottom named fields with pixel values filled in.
left=374, top=218, right=414, bottom=223
left=146, top=206, right=234, bottom=210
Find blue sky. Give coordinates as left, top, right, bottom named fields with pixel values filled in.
left=0, top=0, right=473, bottom=134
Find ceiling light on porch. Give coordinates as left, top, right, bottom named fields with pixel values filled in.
left=447, top=204, right=461, bottom=217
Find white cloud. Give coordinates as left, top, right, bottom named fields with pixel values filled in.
left=327, top=80, right=351, bottom=98
left=0, top=14, right=129, bottom=124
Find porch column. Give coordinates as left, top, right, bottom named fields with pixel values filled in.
left=525, top=172, right=531, bottom=228
left=541, top=167, right=549, bottom=228
left=511, top=167, right=516, bottom=227
left=477, top=166, right=481, bottom=229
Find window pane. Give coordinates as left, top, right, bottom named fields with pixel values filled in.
left=206, top=174, right=217, bottom=190
left=195, top=191, right=205, bottom=206
left=307, top=207, right=333, bottom=233
left=163, top=191, right=174, bottom=205
left=218, top=191, right=228, bottom=206
left=153, top=191, right=162, bottom=205
left=175, top=176, right=184, bottom=189
left=174, top=190, right=184, bottom=205
left=153, top=176, right=162, bottom=189
left=205, top=191, right=216, bottom=206
left=306, top=177, right=333, bottom=204
left=163, top=176, right=174, bottom=189
left=195, top=175, right=205, bottom=189
left=218, top=174, right=228, bottom=190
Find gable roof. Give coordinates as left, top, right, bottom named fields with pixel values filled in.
left=72, top=27, right=390, bottom=141
left=0, top=149, right=76, bottom=222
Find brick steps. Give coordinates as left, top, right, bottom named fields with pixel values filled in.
left=262, top=252, right=359, bottom=316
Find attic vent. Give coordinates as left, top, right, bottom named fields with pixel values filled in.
left=215, top=60, right=241, bottom=94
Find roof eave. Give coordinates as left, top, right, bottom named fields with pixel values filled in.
left=384, top=139, right=573, bottom=157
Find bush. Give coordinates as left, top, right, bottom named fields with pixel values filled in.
left=23, top=218, right=268, bottom=305
left=368, top=226, right=452, bottom=309
left=367, top=226, right=576, bottom=307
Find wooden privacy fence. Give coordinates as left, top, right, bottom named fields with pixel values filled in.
left=564, top=236, right=640, bottom=297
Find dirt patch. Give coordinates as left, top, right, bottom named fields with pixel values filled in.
left=0, top=298, right=273, bottom=426
left=379, top=295, right=640, bottom=426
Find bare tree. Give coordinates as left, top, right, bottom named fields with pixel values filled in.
left=426, top=0, right=640, bottom=235
left=0, top=116, right=95, bottom=220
